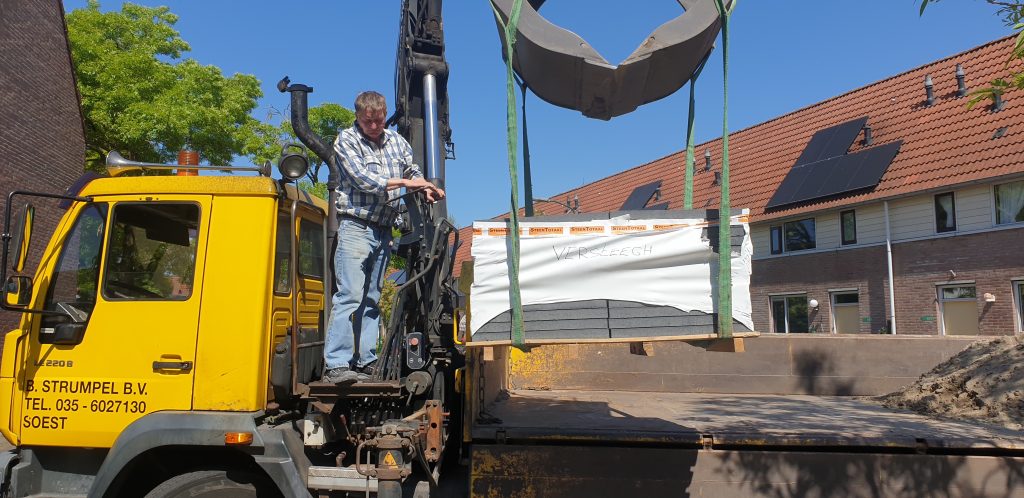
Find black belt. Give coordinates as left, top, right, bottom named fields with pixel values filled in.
left=340, top=214, right=386, bottom=230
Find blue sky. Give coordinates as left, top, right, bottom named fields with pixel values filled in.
left=63, top=1, right=1011, bottom=225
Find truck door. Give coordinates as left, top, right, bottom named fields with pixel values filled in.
left=269, top=205, right=326, bottom=395
left=17, top=197, right=210, bottom=448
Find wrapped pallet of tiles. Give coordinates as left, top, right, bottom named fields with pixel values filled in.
left=466, top=210, right=756, bottom=345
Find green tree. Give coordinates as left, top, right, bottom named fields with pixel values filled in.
left=297, top=179, right=329, bottom=199
left=921, top=0, right=1024, bottom=107
left=280, top=103, right=355, bottom=183
left=67, top=1, right=276, bottom=171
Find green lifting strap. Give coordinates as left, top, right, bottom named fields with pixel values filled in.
left=714, top=0, right=737, bottom=339
left=683, top=54, right=710, bottom=210
left=490, top=0, right=527, bottom=349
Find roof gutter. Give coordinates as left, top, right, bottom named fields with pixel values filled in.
left=753, top=171, right=1024, bottom=225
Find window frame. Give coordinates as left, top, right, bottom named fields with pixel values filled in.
left=934, top=192, right=957, bottom=233
left=273, top=212, right=292, bottom=296
left=936, top=284, right=978, bottom=336
left=769, top=225, right=783, bottom=255
left=829, top=291, right=859, bottom=334
left=783, top=218, right=816, bottom=252
left=100, top=201, right=201, bottom=302
left=42, top=202, right=110, bottom=324
left=298, top=218, right=326, bottom=280
left=769, top=293, right=810, bottom=333
left=994, top=179, right=1024, bottom=226
left=938, top=285, right=977, bottom=301
left=840, top=210, right=857, bottom=245
left=1013, top=280, right=1024, bottom=333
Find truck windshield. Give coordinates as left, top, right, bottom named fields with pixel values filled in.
left=102, top=203, right=200, bottom=300
left=44, top=203, right=109, bottom=317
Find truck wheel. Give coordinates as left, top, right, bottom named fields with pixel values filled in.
left=144, top=470, right=281, bottom=498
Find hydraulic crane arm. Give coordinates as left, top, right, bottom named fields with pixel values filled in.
left=393, top=0, right=454, bottom=192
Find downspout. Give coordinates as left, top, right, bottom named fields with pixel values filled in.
left=884, top=201, right=897, bottom=335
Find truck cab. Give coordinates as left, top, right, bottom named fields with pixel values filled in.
left=1, top=171, right=330, bottom=495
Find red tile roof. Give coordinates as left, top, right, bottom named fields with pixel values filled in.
left=453, top=36, right=1024, bottom=276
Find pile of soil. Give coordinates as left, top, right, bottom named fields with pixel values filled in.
left=877, top=335, right=1024, bottom=431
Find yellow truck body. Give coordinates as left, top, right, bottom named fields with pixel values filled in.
left=1, top=175, right=326, bottom=448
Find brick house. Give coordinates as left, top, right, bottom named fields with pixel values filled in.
left=0, top=0, right=85, bottom=333
left=454, top=36, right=1024, bottom=337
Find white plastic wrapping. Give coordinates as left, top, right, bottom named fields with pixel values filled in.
left=469, top=215, right=754, bottom=336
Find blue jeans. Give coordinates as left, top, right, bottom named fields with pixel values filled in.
left=325, top=219, right=392, bottom=370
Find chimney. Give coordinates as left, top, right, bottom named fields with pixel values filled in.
left=992, top=91, right=1006, bottom=112
left=924, top=74, right=935, bottom=106
left=862, top=124, right=873, bottom=146
left=704, top=149, right=712, bottom=172
left=955, top=63, right=968, bottom=98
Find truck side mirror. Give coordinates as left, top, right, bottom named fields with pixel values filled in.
left=4, top=276, right=32, bottom=308
left=11, top=204, right=35, bottom=273
left=51, top=323, right=86, bottom=345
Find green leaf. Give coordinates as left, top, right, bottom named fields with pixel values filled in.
left=67, top=1, right=269, bottom=171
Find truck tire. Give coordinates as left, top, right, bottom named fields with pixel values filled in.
left=144, top=469, right=282, bottom=498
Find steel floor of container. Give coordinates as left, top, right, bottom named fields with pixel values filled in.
left=473, top=390, right=1024, bottom=452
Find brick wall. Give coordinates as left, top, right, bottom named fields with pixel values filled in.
left=752, top=245, right=890, bottom=334
left=891, top=229, right=1024, bottom=336
left=751, top=227, right=1024, bottom=336
left=0, top=0, right=85, bottom=334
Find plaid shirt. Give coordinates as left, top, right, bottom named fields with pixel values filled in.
left=332, top=125, right=423, bottom=227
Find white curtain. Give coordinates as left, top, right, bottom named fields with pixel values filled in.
left=996, top=180, right=1024, bottom=225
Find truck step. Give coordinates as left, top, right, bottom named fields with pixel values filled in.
left=306, top=380, right=404, bottom=402
left=307, top=465, right=378, bottom=493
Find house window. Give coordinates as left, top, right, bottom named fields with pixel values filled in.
left=783, top=218, right=816, bottom=252
left=935, top=192, right=957, bottom=233
left=770, top=294, right=809, bottom=333
left=770, top=226, right=783, bottom=254
left=769, top=219, right=816, bottom=254
left=831, top=291, right=860, bottom=333
left=994, top=180, right=1024, bottom=225
left=840, top=210, right=856, bottom=245
left=1014, top=281, right=1024, bottom=333
left=938, top=285, right=978, bottom=335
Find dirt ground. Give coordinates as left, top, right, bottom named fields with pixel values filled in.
left=876, top=334, right=1024, bottom=431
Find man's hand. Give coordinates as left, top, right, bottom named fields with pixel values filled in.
left=386, top=177, right=446, bottom=202
left=404, top=177, right=446, bottom=203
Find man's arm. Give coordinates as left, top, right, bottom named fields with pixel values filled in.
left=399, top=137, right=424, bottom=181
left=386, top=177, right=445, bottom=202
left=389, top=135, right=444, bottom=202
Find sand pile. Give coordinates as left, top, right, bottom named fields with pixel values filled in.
left=878, top=335, right=1024, bottom=431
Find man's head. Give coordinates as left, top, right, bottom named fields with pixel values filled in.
left=354, top=91, right=387, bottom=142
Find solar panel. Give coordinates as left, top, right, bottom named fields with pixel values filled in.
left=620, top=180, right=662, bottom=210
left=766, top=163, right=814, bottom=208
left=845, top=141, right=902, bottom=191
left=793, top=116, right=868, bottom=166
left=766, top=140, right=902, bottom=208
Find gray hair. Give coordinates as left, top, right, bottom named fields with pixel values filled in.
left=354, top=91, right=387, bottom=115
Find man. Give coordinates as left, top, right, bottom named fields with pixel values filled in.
left=323, top=91, right=444, bottom=384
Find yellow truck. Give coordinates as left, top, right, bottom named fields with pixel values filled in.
left=1, top=162, right=339, bottom=495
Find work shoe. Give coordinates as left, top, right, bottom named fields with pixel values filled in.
left=357, top=360, right=377, bottom=378
left=322, top=367, right=360, bottom=384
